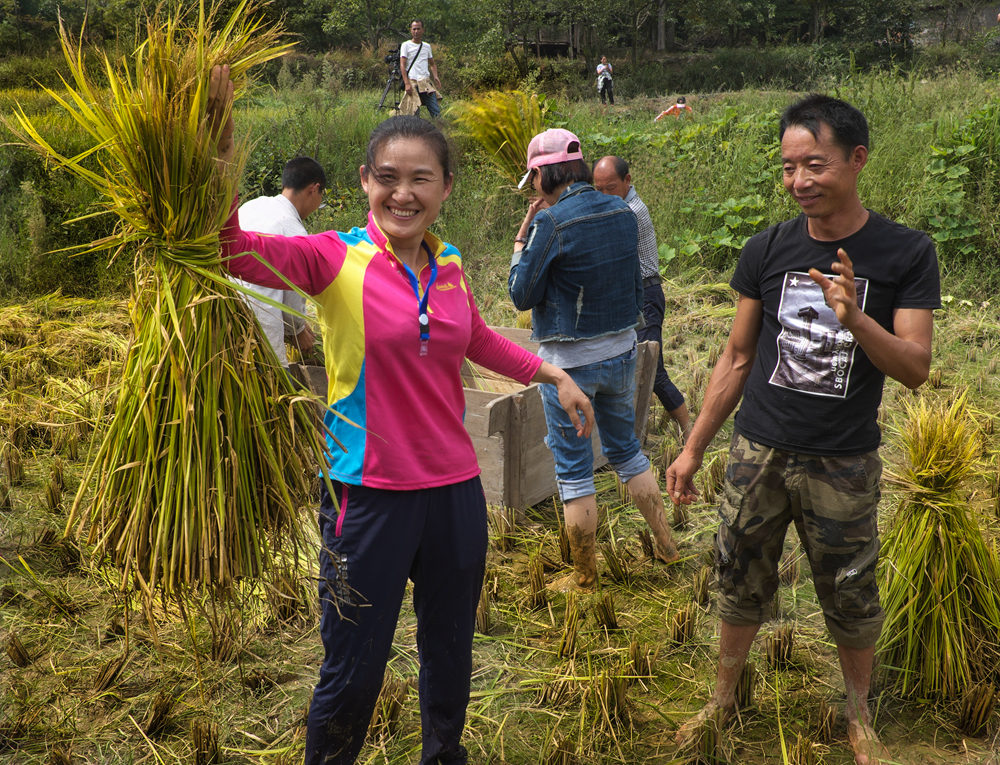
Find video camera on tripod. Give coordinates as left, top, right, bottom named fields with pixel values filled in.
left=376, top=48, right=403, bottom=111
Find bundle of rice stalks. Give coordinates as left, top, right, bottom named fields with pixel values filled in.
left=49, top=747, right=72, bottom=765
left=264, top=563, right=314, bottom=625
left=766, top=624, right=795, bottom=669
left=560, top=525, right=573, bottom=565
left=50, top=459, right=65, bottom=491
left=538, top=668, right=578, bottom=707
left=367, top=674, right=411, bottom=742
left=191, top=719, right=220, bottom=765
left=789, top=733, right=818, bottom=765
left=45, top=479, right=62, bottom=513
left=3, top=446, right=24, bottom=486
left=541, top=732, right=577, bottom=765
left=879, top=393, right=1000, bottom=699
left=958, top=682, right=996, bottom=737
left=489, top=506, right=517, bottom=553
left=210, top=614, right=239, bottom=662
left=636, top=528, right=654, bottom=560
left=11, top=2, right=332, bottom=604
left=670, top=603, right=697, bottom=645
left=528, top=555, right=547, bottom=610
left=614, top=474, right=631, bottom=504
left=673, top=501, right=690, bottom=529
left=684, top=704, right=724, bottom=764
left=692, top=565, right=711, bottom=607
left=143, top=691, right=175, bottom=737
left=93, top=653, right=128, bottom=692
left=476, top=581, right=492, bottom=635
left=778, top=552, right=800, bottom=586
left=449, top=90, right=550, bottom=187
left=734, top=660, right=756, bottom=710
left=699, top=474, right=717, bottom=505
left=814, top=698, right=837, bottom=743
left=6, top=634, right=31, bottom=668
left=558, top=593, right=581, bottom=659
left=593, top=593, right=619, bottom=630
left=628, top=638, right=657, bottom=680
left=0, top=484, right=11, bottom=513
left=589, top=666, right=630, bottom=733
left=601, top=541, right=632, bottom=586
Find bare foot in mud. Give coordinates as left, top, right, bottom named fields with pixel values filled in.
left=654, top=540, right=681, bottom=565
left=674, top=699, right=733, bottom=749
left=848, top=719, right=888, bottom=765
left=548, top=572, right=597, bottom=593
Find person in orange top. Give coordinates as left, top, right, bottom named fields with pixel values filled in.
left=654, top=96, right=693, bottom=122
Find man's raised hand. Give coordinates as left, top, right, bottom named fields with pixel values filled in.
left=808, top=248, right=861, bottom=327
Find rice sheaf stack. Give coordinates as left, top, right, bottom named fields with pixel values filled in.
left=10, top=0, right=333, bottom=601
left=878, top=392, right=1000, bottom=699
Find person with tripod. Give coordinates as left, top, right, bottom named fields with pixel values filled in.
left=399, top=20, right=443, bottom=118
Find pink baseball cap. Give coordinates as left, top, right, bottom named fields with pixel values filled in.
left=518, top=128, right=584, bottom=189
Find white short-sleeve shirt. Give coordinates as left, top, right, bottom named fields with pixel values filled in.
left=231, top=194, right=308, bottom=367
left=400, top=40, right=433, bottom=81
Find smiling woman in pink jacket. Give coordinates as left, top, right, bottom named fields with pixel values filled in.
left=208, top=65, right=593, bottom=765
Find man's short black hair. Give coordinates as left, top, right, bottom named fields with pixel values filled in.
left=410, top=19, right=423, bottom=27
left=538, top=160, right=592, bottom=195
left=780, top=94, right=869, bottom=157
left=282, top=157, right=326, bottom=192
left=596, top=156, right=629, bottom=181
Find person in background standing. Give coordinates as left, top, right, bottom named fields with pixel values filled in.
left=593, top=155, right=690, bottom=437
left=231, top=156, right=324, bottom=367
left=399, top=20, right=443, bottom=118
left=597, top=56, right=614, bottom=106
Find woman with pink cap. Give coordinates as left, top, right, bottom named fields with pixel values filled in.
left=509, top=128, right=681, bottom=591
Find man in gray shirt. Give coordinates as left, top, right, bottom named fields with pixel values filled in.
left=593, top=156, right=690, bottom=436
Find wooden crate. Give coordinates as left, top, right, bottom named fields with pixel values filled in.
left=462, top=328, right=659, bottom=511
left=290, top=327, right=660, bottom=512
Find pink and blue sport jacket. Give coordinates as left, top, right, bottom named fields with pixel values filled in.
left=222, top=208, right=543, bottom=491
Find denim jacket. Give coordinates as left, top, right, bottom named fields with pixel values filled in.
left=509, top=182, right=642, bottom=342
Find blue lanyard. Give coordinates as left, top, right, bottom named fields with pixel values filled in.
left=401, top=243, right=438, bottom=355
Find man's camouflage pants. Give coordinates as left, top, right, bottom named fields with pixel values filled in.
left=714, top=433, right=884, bottom=648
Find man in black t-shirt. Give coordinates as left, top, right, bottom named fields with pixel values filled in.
left=666, top=95, right=940, bottom=765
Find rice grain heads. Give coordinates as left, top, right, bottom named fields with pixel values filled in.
left=9, top=1, right=331, bottom=602
left=879, top=392, right=1000, bottom=699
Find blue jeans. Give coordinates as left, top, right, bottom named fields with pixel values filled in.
left=540, top=345, right=649, bottom=501
left=419, top=90, right=440, bottom=118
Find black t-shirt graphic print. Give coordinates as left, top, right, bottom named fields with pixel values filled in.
left=769, top=271, right=868, bottom=398
left=729, top=213, right=940, bottom=457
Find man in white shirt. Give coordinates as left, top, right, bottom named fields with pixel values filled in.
left=399, top=20, right=443, bottom=117
left=232, top=157, right=324, bottom=367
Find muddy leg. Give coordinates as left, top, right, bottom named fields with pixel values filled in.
left=676, top=621, right=760, bottom=748
left=839, top=644, right=887, bottom=765
left=551, top=494, right=598, bottom=592
left=626, top=469, right=679, bottom=563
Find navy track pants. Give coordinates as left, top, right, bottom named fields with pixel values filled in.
left=636, top=282, right=685, bottom=412
left=304, top=477, right=488, bottom=765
